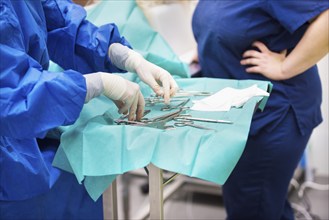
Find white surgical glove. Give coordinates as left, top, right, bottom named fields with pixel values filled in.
left=84, top=72, right=145, bottom=121
left=109, top=43, right=179, bottom=104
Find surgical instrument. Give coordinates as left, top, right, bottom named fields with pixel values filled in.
left=174, top=90, right=213, bottom=97
left=174, top=116, right=233, bottom=124
left=118, top=109, right=151, bottom=120
left=145, top=97, right=188, bottom=107
left=160, top=98, right=190, bottom=111
left=114, top=120, right=147, bottom=126
left=174, top=120, right=216, bottom=131
left=141, top=108, right=185, bottom=123
left=116, top=108, right=186, bottom=129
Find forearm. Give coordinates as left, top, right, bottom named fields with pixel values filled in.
left=282, top=9, right=329, bottom=77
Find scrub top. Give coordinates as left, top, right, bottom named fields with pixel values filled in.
left=0, top=0, right=130, bottom=201
left=192, top=0, right=328, bottom=136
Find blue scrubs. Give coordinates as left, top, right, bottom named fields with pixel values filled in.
left=192, top=1, right=328, bottom=219
left=0, top=0, right=130, bottom=218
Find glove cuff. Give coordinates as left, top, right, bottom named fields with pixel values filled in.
left=108, top=43, right=130, bottom=71
left=125, top=49, right=143, bottom=73
left=84, top=73, right=104, bottom=103
left=100, top=73, right=127, bottom=100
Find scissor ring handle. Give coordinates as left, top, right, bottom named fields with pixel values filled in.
left=173, top=118, right=191, bottom=123
left=174, top=121, right=194, bottom=127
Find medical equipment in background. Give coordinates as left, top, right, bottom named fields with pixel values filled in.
left=136, top=0, right=198, bottom=63
left=289, top=149, right=329, bottom=220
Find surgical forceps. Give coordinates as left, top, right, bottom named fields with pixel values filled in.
left=174, top=116, right=233, bottom=124
left=174, top=119, right=216, bottom=131
left=160, top=98, right=190, bottom=111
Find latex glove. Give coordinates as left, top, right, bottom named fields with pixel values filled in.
left=109, top=43, right=179, bottom=104
left=84, top=72, right=144, bottom=120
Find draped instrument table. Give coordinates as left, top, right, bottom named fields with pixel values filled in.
left=52, top=78, right=271, bottom=219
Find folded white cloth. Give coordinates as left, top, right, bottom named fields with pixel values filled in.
left=191, top=84, right=269, bottom=111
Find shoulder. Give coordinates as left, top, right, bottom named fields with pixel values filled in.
left=0, top=1, right=24, bottom=48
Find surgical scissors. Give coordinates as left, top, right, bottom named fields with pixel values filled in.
left=161, top=98, right=190, bottom=111
left=141, top=108, right=185, bottom=123
left=174, top=120, right=216, bottom=131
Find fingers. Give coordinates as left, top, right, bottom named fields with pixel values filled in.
left=116, top=81, right=145, bottom=121
left=280, top=49, right=288, bottom=56
left=245, top=66, right=262, bottom=73
left=144, top=69, right=177, bottom=105
left=125, top=91, right=144, bottom=121
left=241, top=42, right=267, bottom=67
left=240, top=42, right=288, bottom=80
left=240, top=57, right=261, bottom=66
left=114, top=100, right=127, bottom=114
left=136, top=92, right=145, bottom=121
left=118, top=96, right=134, bottom=116
left=169, top=77, right=179, bottom=96
left=135, top=59, right=178, bottom=104
left=159, top=73, right=170, bottom=104
left=252, top=41, right=269, bottom=53
left=242, top=50, right=262, bottom=59
left=127, top=93, right=138, bottom=121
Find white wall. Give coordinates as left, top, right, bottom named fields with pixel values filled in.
left=309, top=55, right=329, bottom=176
left=138, top=2, right=197, bottom=63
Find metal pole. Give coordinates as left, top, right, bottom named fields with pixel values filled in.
left=103, top=179, right=118, bottom=220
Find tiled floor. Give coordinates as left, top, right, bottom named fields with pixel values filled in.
left=115, top=169, right=329, bottom=220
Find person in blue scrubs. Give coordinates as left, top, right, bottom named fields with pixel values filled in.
left=192, top=1, right=328, bottom=220
left=0, top=0, right=178, bottom=219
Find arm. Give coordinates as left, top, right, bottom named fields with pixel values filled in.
left=108, top=43, right=179, bottom=104
left=241, top=9, right=329, bottom=80
left=43, top=0, right=130, bottom=74
left=0, top=45, right=87, bottom=139
left=282, top=9, right=329, bottom=77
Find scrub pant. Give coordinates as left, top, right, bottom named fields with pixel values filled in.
left=0, top=171, right=103, bottom=220
left=222, top=108, right=311, bottom=220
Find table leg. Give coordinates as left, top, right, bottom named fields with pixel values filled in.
left=103, top=179, right=118, bottom=220
left=148, top=163, right=164, bottom=220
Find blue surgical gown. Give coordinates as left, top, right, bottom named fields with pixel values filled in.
left=0, top=0, right=129, bottom=218
left=192, top=1, right=328, bottom=219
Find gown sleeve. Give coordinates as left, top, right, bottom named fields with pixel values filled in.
left=265, top=0, right=329, bottom=33
left=0, top=3, right=86, bottom=139
left=42, top=0, right=131, bottom=74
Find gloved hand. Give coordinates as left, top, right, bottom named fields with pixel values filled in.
left=109, top=43, right=179, bottom=104
left=84, top=72, right=145, bottom=121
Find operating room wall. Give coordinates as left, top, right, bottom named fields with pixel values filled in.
left=138, top=2, right=329, bottom=176
left=309, top=55, right=329, bottom=176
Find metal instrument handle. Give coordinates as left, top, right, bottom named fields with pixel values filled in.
left=161, top=98, right=190, bottom=111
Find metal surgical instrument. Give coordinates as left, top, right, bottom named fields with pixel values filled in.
left=160, top=98, right=190, bottom=111
left=141, top=108, right=185, bottom=123
left=174, top=90, right=213, bottom=97
left=174, top=120, right=216, bottom=131
left=145, top=97, right=188, bottom=107
left=116, top=108, right=185, bottom=129
left=174, top=116, right=233, bottom=124
left=117, top=109, right=151, bottom=120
